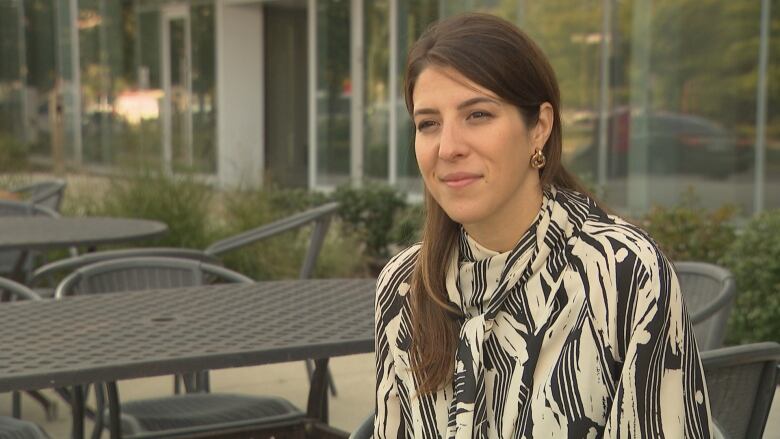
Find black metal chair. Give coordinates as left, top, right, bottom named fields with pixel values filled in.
left=0, top=277, right=51, bottom=439
left=30, top=247, right=219, bottom=300
left=205, top=201, right=341, bottom=394
left=54, top=256, right=303, bottom=439
left=349, top=412, right=373, bottom=439
left=0, top=415, right=49, bottom=439
left=675, top=262, right=736, bottom=350
left=204, top=201, right=339, bottom=279
left=9, top=180, right=67, bottom=212
left=702, top=342, right=780, bottom=439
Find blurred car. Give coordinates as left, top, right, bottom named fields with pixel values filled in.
left=568, top=107, right=753, bottom=178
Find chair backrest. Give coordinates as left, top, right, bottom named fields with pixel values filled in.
left=702, top=342, right=780, bottom=439
left=349, top=413, right=374, bottom=439
left=31, top=247, right=219, bottom=288
left=674, top=261, right=736, bottom=350
left=0, top=199, right=59, bottom=218
left=0, top=276, right=42, bottom=301
left=55, top=256, right=253, bottom=298
left=204, top=201, right=340, bottom=279
left=9, top=179, right=67, bottom=212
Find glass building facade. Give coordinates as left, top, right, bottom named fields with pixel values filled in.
left=0, top=0, right=777, bottom=216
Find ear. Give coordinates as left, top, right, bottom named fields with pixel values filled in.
left=531, top=102, right=554, bottom=150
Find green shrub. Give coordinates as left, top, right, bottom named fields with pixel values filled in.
left=640, top=192, right=737, bottom=264
left=332, top=183, right=408, bottom=260
left=391, top=203, right=424, bottom=248
left=723, top=209, right=780, bottom=344
left=0, top=134, right=28, bottom=172
left=95, top=171, right=215, bottom=249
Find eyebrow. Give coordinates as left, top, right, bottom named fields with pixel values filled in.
left=413, top=96, right=501, bottom=117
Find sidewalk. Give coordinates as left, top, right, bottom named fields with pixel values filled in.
left=2, top=352, right=778, bottom=438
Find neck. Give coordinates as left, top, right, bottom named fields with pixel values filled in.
left=464, top=183, right=544, bottom=253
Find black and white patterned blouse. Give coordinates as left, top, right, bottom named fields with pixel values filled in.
left=374, top=187, right=712, bottom=438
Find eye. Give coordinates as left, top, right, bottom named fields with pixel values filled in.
left=468, top=111, right=492, bottom=120
left=416, top=120, right=438, bottom=132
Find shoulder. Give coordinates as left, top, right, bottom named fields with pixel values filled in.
left=578, top=206, right=669, bottom=276
left=375, top=243, right=420, bottom=306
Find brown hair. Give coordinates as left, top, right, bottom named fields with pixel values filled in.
left=405, top=12, right=593, bottom=394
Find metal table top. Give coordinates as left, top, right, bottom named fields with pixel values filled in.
left=0, top=217, right=168, bottom=251
left=0, top=278, right=376, bottom=393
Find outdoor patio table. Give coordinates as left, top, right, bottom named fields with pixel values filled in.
left=0, top=216, right=168, bottom=283
left=0, top=216, right=168, bottom=251
left=0, top=278, right=376, bottom=439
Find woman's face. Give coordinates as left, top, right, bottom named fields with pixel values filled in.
left=412, top=66, right=550, bottom=242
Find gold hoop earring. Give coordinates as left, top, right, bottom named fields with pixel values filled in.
left=530, top=149, right=546, bottom=169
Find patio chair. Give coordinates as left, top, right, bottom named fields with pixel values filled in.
left=349, top=412, right=374, bottom=439
left=0, top=415, right=49, bottom=439
left=0, top=276, right=54, bottom=437
left=9, top=179, right=66, bottom=212
left=205, top=201, right=341, bottom=394
left=30, top=247, right=219, bottom=300
left=54, top=256, right=304, bottom=439
left=204, top=201, right=339, bottom=279
left=675, top=261, right=736, bottom=350
left=702, top=342, right=780, bottom=439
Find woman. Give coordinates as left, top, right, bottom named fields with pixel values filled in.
left=374, top=13, right=712, bottom=438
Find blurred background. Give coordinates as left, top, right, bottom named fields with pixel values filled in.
left=0, top=0, right=777, bottom=217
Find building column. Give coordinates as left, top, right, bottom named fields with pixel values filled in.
left=215, top=1, right=264, bottom=187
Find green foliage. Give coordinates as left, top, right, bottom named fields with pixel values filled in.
left=332, top=183, right=408, bottom=259
left=92, top=171, right=215, bottom=249
left=723, top=210, right=780, bottom=344
left=0, top=134, right=28, bottom=172
left=392, top=203, right=424, bottom=247
left=640, top=192, right=737, bottom=264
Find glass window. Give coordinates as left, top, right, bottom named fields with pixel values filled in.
left=766, top=0, right=779, bottom=210
left=364, top=0, right=390, bottom=181
left=78, top=0, right=131, bottom=166
left=0, top=1, right=24, bottom=140
left=316, top=0, right=351, bottom=187
left=606, top=0, right=760, bottom=215
left=264, top=4, right=308, bottom=187
left=395, top=0, right=438, bottom=193
left=24, top=0, right=57, bottom=159
left=189, top=4, right=216, bottom=173
left=131, top=9, right=163, bottom=169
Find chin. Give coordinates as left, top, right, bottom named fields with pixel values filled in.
left=439, top=203, right=484, bottom=226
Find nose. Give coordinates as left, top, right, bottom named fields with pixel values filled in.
left=437, top=121, right=469, bottom=161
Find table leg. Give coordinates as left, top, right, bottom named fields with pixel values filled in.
left=72, top=385, right=85, bottom=439
left=106, top=382, right=122, bottom=439
left=306, top=358, right=330, bottom=423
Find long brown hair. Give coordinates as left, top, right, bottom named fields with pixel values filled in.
left=405, top=12, right=593, bottom=394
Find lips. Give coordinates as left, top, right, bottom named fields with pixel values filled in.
left=439, top=172, right=482, bottom=188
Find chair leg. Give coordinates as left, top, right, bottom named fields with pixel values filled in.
left=11, top=391, right=21, bottom=418
left=327, top=369, right=338, bottom=397
left=305, top=359, right=337, bottom=397
left=174, top=375, right=182, bottom=394
left=24, top=390, right=58, bottom=421
left=55, top=387, right=96, bottom=420
left=91, top=383, right=105, bottom=439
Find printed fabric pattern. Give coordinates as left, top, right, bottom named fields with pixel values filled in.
left=373, top=186, right=712, bottom=438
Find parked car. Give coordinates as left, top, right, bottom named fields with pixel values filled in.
left=568, top=108, right=752, bottom=178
